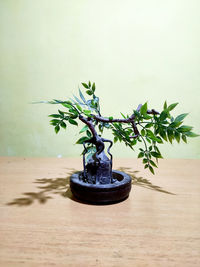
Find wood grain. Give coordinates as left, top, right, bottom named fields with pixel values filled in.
left=0, top=157, right=200, bottom=266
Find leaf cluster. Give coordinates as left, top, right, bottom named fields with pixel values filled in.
left=48, top=102, right=78, bottom=134
left=111, top=123, right=136, bottom=149
left=134, top=101, right=198, bottom=174
left=48, top=81, right=98, bottom=134
left=45, top=82, right=198, bottom=174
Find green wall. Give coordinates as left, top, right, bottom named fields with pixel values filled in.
left=0, top=0, right=199, bottom=158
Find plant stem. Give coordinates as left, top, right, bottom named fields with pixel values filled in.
left=79, top=115, right=98, bottom=138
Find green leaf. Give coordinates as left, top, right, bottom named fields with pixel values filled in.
left=50, top=121, right=59, bottom=126
left=143, top=114, right=152, bottom=120
left=163, top=101, right=167, bottom=110
left=182, top=134, right=187, bottom=143
left=76, top=104, right=82, bottom=112
left=86, top=130, right=92, bottom=137
left=60, top=121, right=66, bottom=129
left=92, top=82, right=96, bottom=92
left=79, top=125, right=88, bottom=133
left=156, top=136, right=163, bottom=144
left=140, top=102, right=148, bottom=116
left=68, top=118, right=78, bottom=126
left=73, top=95, right=84, bottom=105
left=49, top=114, right=62, bottom=118
left=170, top=121, right=183, bottom=128
left=184, top=132, right=199, bottom=137
left=66, top=100, right=73, bottom=105
left=145, top=123, right=153, bottom=128
left=120, top=112, right=126, bottom=119
left=168, top=102, right=178, bottom=111
left=79, top=88, right=86, bottom=103
left=146, top=129, right=161, bottom=142
left=175, top=131, right=180, bottom=143
left=138, top=152, right=144, bottom=158
left=177, top=125, right=193, bottom=133
left=68, top=113, right=78, bottom=119
left=160, top=111, right=168, bottom=121
left=58, top=110, right=64, bottom=116
left=88, top=81, right=91, bottom=87
left=76, top=136, right=90, bottom=144
left=144, top=164, right=148, bottom=169
left=151, top=151, right=163, bottom=158
left=149, top=160, right=158, bottom=168
left=55, top=125, right=60, bottom=134
left=68, top=108, right=78, bottom=118
left=146, top=137, right=151, bottom=144
left=131, top=139, right=137, bottom=146
left=50, top=119, right=60, bottom=124
left=143, top=158, right=148, bottom=163
left=161, top=120, right=169, bottom=125
left=146, top=129, right=154, bottom=137
left=159, top=129, right=168, bottom=141
left=82, top=83, right=89, bottom=89
left=113, top=123, right=121, bottom=130
left=154, top=145, right=161, bottom=154
left=62, top=103, right=72, bottom=109
left=114, top=137, right=118, bottom=143
left=149, top=165, right=155, bottom=175
left=99, top=124, right=103, bottom=133
left=86, top=90, right=93, bottom=95
left=175, top=113, right=188, bottom=122
left=69, top=107, right=75, bottom=113
left=83, top=109, right=91, bottom=116
left=167, top=128, right=174, bottom=144
left=141, top=129, right=146, bottom=136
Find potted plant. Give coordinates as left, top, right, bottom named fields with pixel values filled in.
left=42, top=81, right=198, bottom=204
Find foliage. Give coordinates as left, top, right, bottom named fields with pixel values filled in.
left=45, top=81, right=198, bottom=174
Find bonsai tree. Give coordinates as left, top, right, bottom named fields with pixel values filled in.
left=40, top=81, right=198, bottom=203
left=45, top=81, right=198, bottom=176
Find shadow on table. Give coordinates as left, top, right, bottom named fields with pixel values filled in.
left=118, top=167, right=175, bottom=195
left=6, top=168, right=76, bottom=206
left=6, top=167, right=175, bottom=206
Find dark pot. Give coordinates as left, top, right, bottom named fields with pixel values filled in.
left=70, top=170, right=132, bottom=204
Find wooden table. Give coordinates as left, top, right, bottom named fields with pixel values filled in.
left=0, top=157, right=199, bottom=267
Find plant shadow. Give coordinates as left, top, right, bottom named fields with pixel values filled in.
left=6, top=167, right=175, bottom=206
left=118, top=167, right=175, bottom=195
left=6, top=168, right=77, bottom=206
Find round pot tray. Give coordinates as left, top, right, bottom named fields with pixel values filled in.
left=70, top=170, right=132, bottom=204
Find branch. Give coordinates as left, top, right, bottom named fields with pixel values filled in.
left=79, top=115, right=98, bottom=138
left=92, top=114, right=135, bottom=123
left=79, top=104, right=159, bottom=139
left=147, top=109, right=159, bottom=115
left=91, top=104, right=159, bottom=124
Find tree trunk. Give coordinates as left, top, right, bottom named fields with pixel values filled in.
left=83, top=135, right=113, bottom=184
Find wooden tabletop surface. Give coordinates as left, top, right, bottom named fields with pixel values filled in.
left=0, top=157, right=200, bottom=267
